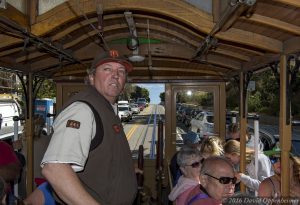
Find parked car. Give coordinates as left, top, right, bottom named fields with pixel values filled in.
left=190, top=111, right=232, bottom=137
left=190, top=111, right=277, bottom=150
left=179, top=107, right=193, bottom=127
left=137, top=102, right=145, bottom=111
left=137, top=98, right=148, bottom=107
left=0, top=99, right=22, bottom=140
left=190, top=111, right=214, bottom=134
left=118, top=105, right=133, bottom=121
left=130, top=103, right=140, bottom=114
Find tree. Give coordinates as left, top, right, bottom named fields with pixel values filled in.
left=36, top=79, right=56, bottom=99
left=127, top=84, right=150, bottom=103
left=159, top=92, right=165, bottom=103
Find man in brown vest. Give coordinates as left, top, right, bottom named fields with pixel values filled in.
left=41, top=50, right=137, bottom=205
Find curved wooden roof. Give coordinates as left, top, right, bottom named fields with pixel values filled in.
left=0, top=0, right=299, bottom=82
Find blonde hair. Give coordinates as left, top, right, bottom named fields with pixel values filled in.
left=224, top=140, right=240, bottom=155
left=291, top=156, right=300, bottom=181
left=200, top=136, right=224, bottom=157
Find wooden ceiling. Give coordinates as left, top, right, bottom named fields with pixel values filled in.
left=0, top=0, right=300, bottom=83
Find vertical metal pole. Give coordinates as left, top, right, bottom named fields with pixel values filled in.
left=13, top=116, right=19, bottom=197
left=253, top=116, right=259, bottom=196
left=231, top=112, right=237, bottom=124
left=46, top=114, right=50, bottom=135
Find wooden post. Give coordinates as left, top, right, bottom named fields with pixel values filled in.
left=279, top=54, right=291, bottom=198
left=239, top=71, right=246, bottom=193
left=26, top=72, right=34, bottom=195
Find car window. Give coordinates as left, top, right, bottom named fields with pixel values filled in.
left=118, top=107, right=128, bottom=111
left=199, top=114, right=204, bottom=121
left=207, top=115, right=214, bottom=123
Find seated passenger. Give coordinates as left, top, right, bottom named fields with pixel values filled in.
left=258, top=150, right=300, bottom=199
left=226, top=123, right=240, bottom=141
left=0, top=140, right=21, bottom=204
left=169, top=130, right=200, bottom=186
left=168, top=145, right=202, bottom=205
left=186, top=156, right=235, bottom=205
left=23, top=181, right=56, bottom=205
left=234, top=138, right=273, bottom=195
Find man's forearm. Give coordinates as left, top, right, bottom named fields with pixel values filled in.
left=42, top=163, right=100, bottom=205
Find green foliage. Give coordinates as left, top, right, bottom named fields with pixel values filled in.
left=227, top=69, right=300, bottom=118
left=175, top=90, right=213, bottom=108
left=226, top=81, right=239, bottom=111
left=159, top=92, right=165, bottom=102
left=248, top=92, right=262, bottom=112
left=120, top=84, right=135, bottom=100
left=122, top=84, right=150, bottom=102
left=36, top=79, right=56, bottom=99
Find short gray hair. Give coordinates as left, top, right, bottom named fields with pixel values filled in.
left=177, top=145, right=201, bottom=167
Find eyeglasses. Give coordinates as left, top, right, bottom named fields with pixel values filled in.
left=269, top=156, right=280, bottom=164
left=186, top=161, right=201, bottom=168
left=205, top=173, right=237, bottom=184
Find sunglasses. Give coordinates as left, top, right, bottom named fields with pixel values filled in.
left=269, top=156, right=280, bottom=164
left=205, top=173, right=237, bottom=184
left=186, top=161, right=201, bottom=168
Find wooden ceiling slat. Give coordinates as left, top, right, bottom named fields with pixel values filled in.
left=0, top=4, right=28, bottom=28
left=275, top=0, right=300, bottom=8
left=1, top=0, right=300, bottom=81
left=216, top=27, right=282, bottom=53
left=243, top=14, right=300, bottom=35
left=214, top=48, right=251, bottom=61
left=283, top=36, right=300, bottom=54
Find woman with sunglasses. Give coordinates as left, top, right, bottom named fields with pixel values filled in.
left=168, top=145, right=202, bottom=205
left=258, top=152, right=300, bottom=200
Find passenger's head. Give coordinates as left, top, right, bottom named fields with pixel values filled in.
left=200, top=156, right=236, bottom=201
left=87, top=50, right=133, bottom=103
left=224, top=140, right=240, bottom=165
left=269, top=153, right=281, bottom=174
left=200, top=136, right=224, bottom=159
left=291, top=156, right=300, bottom=182
left=228, top=123, right=240, bottom=140
left=177, top=145, right=202, bottom=181
left=183, top=131, right=201, bottom=148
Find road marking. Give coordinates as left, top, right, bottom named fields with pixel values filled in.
left=126, top=124, right=139, bottom=140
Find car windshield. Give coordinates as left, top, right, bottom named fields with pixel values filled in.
left=207, top=116, right=214, bottom=123
left=118, top=107, right=128, bottom=111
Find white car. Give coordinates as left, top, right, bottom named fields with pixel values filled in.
left=190, top=111, right=214, bottom=136
left=130, top=103, right=140, bottom=114
left=118, top=105, right=133, bottom=121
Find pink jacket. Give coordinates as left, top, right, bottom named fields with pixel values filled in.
left=168, top=176, right=199, bottom=205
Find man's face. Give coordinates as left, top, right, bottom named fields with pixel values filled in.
left=201, top=164, right=235, bottom=201
left=89, top=62, right=127, bottom=103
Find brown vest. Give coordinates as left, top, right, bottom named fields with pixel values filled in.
left=63, top=86, right=137, bottom=205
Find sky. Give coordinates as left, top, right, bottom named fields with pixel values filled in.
left=136, top=84, right=165, bottom=104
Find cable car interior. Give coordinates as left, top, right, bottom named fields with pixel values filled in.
left=0, top=0, right=300, bottom=204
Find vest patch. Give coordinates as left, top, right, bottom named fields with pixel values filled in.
left=112, top=124, right=121, bottom=133
left=66, top=120, right=81, bottom=129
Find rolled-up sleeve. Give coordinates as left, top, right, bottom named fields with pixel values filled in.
left=41, top=102, right=95, bottom=172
